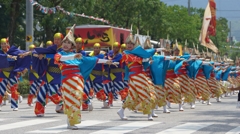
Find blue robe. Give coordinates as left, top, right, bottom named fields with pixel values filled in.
left=34, top=45, right=62, bottom=84
left=202, top=62, right=214, bottom=80
left=150, top=55, right=169, bottom=87
left=106, top=50, right=123, bottom=81
left=222, top=67, right=231, bottom=81
left=123, top=46, right=156, bottom=79
left=89, top=53, right=105, bottom=83
left=57, top=51, right=98, bottom=81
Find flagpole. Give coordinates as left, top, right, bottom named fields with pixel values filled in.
left=188, top=0, right=191, bottom=15
left=26, top=0, right=34, bottom=51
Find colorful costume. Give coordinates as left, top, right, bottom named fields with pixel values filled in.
left=27, top=45, right=44, bottom=106
left=0, top=45, right=30, bottom=110
left=105, top=46, right=123, bottom=105
left=34, top=45, right=63, bottom=116
left=54, top=52, right=98, bottom=127
left=121, top=46, right=156, bottom=114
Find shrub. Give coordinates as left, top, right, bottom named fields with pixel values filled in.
left=18, top=79, right=30, bottom=95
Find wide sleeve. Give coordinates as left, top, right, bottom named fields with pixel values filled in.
left=0, top=53, right=9, bottom=68
left=124, top=46, right=152, bottom=58
left=79, top=56, right=98, bottom=81
left=112, top=54, right=122, bottom=62
left=174, top=60, right=184, bottom=74
left=13, top=55, right=31, bottom=72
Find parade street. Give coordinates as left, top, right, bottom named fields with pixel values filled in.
left=0, top=94, right=239, bottom=134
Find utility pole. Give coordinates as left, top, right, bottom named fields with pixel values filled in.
left=26, top=0, right=33, bottom=51
left=188, top=0, right=191, bottom=15
left=229, top=21, right=232, bottom=45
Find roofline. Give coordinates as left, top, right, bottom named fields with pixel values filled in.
left=66, top=24, right=130, bottom=31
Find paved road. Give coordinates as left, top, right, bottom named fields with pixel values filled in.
left=0, top=93, right=239, bottom=134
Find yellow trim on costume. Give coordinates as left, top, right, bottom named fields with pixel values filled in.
left=46, top=72, right=54, bottom=83
left=89, top=74, right=96, bottom=81
left=110, top=73, right=116, bottom=81
left=3, top=71, right=10, bottom=78
left=89, top=51, right=94, bottom=56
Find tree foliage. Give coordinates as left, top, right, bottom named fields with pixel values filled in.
left=0, top=0, right=232, bottom=56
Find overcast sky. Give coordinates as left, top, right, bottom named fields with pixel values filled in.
left=161, top=0, right=240, bottom=21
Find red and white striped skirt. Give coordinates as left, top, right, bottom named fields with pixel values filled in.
left=61, top=74, right=83, bottom=126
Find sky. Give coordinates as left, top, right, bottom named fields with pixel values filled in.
left=161, top=0, right=240, bottom=21
left=162, top=0, right=240, bottom=41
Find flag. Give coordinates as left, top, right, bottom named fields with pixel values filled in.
left=199, top=0, right=218, bottom=53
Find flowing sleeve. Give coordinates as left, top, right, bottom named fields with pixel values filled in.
left=13, top=55, right=31, bottom=72
left=150, top=55, right=169, bottom=86
left=124, top=46, right=152, bottom=58
left=191, top=60, right=203, bottom=79
left=112, top=54, right=122, bottom=62
left=174, top=60, right=184, bottom=74
left=203, top=64, right=214, bottom=79
left=79, top=56, right=98, bottom=81
left=0, top=54, right=9, bottom=68
left=146, top=48, right=156, bottom=57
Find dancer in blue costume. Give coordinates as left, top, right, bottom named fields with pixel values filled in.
left=29, top=33, right=65, bottom=116
left=104, top=42, right=123, bottom=107
left=53, top=25, right=115, bottom=129
left=119, top=43, right=129, bottom=102
left=0, top=38, right=31, bottom=111
left=26, top=44, right=43, bottom=107
left=74, top=37, right=93, bottom=111
left=117, top=31, right=167, bottom=121
left=0, top=39, right=18, bottom=111
left=88, top=43, right=110, bottom=108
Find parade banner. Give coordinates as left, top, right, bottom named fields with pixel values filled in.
left=29, top=0, right=109, bottom=24
left=66, top=25, right=130, bottom=48
left=199, top=0, right=218, bottom=53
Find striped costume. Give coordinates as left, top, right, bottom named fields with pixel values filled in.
left=165, top=60, right=182, bottom=104
left=34, top=45, right=64, bottom=116
left=121, top=46, right=156, bottom=114
left=54, top=51, right=97, bottom=126
left=150, top=55, right=170, bottom=107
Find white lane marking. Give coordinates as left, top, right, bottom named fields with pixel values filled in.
left=27, top=120, right=110, bottom=133
left=156, top=123, right=213, bottom=134
left=0, top=119, right=58, bottom=131
left=226, top=126, right=240, bottom=134
left=90, top=121, right=160, bottom=134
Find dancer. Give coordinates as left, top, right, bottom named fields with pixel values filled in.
left=54, top=24, right=115, bottom=129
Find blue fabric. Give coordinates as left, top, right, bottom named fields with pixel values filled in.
left=191, top=60, right=202, bottom=79
left=150, top=55, right=169, bottom=86
left=222, top=67, right=231, bottom=81
left=185, top=60, right=194, bottom=78
left=202, top=64, right=213, bottom=80
left=174, top=60, right=184, bottom=74
left=46, top=54, right=55, bottom=59
left=0, top=53, right=9, bottom=68
left=124, top=46, right=153, bottom=59
left=13, top=55, right=31, bottom=72
left=142, top=49, right=156, bottom=70
left=124, top=66, right=129, bottom=81
left=168, top=60, right=176, bottom=70
left=34, top=45, right=58, bottom=54
left=74, top=50, right=86, bottom=56
left=180, top=55, right=191, bottom=60
left=145, top=48, right=156, bottom=57
left=58, top=51, right=98, bottom=81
